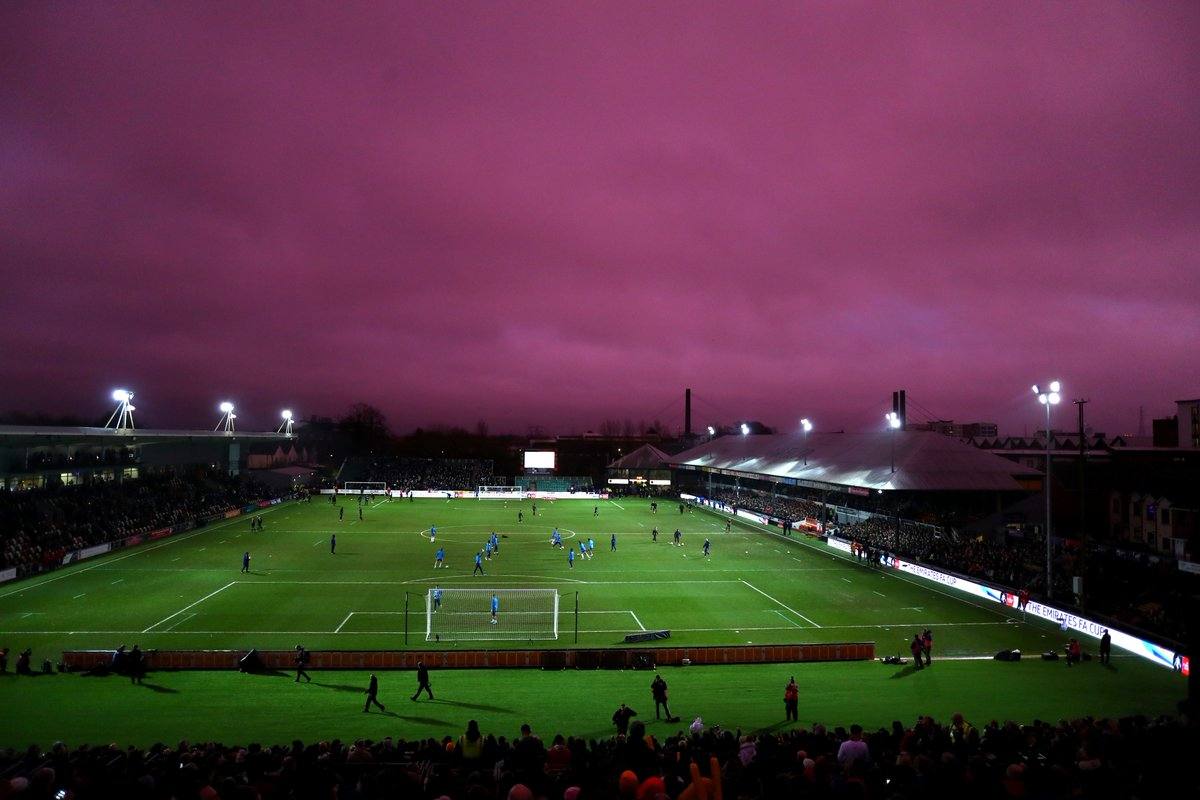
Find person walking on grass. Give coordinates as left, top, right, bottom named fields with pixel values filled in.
left=294, top=645, right=311, bottom=683
left=411, top=660, right=433, bottom=700
left=363, top=673, right=385, bottom=712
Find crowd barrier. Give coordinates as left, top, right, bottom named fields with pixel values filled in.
left=61, top=642, right=875, bottom=672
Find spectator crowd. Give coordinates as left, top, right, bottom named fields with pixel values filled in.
left=340, top=458, right=497, bottom=493
left=0, top=711, right=1190, bottom=799
left=0, top=472, right=279, bottom=577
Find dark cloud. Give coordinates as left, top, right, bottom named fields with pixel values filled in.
left=1, top=2, right=1197, bottom=434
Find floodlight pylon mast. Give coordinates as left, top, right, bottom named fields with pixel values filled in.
left=105, top=391, right=136, bottom=432
left=216, top=402, right=236, bottom=434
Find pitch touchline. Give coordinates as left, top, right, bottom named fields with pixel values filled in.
left=740, top=579, right=822, bottom=628
left=0, top=621, right=1018, bottom=635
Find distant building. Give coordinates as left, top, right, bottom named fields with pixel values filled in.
left=1177, top=399, right=1200, bottom=449
left=913, top=420, right=999, bottom=439
left=1152, top=416, right=1178, bottom=448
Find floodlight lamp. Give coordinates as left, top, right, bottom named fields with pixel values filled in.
left=1038, top=394, right=1048, bottom=405
left=707, top=426, right=716, bottom=436
left=219, top=401, right=234, bottom=413
left=127, top=405, right=135, bottom=412
left=1049, top=380, right=1061, bottom=393
left=281, top=409, right=293, bottom=420
left=1031, top=385, right=1039, bottom=394
left=740, top=423, right=750, bottom=435
left=112, top=389, right=131, bottom=403
left=801, top=418, right=812, bottom=432
left=229, top=413, right=237, bottom=420
left=1048, top=392, right=1061, bottom=405
left=885, top=412, right=901, bottom=429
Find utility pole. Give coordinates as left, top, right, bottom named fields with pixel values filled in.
left=1074, top=399, right=1088, bottom=541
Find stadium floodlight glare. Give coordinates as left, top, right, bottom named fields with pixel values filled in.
left=801, top=418, right=813, bottom=464
left=105, top=389, right=136, bottom=432
left=278, top=408, right=295, bottom=436
left=1033, top=379, right=1062, bottom=599
left=707, top=426, right=716, bottom=436
left=740, top=423, right=750, bottom=435
left=216, top=401, right=236, bottom=433
left=885, top=411, right=901, bottom=473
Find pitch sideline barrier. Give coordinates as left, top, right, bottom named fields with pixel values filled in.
left=61, top=642, right=875, bottom=671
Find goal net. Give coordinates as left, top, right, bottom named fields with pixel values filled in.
left=343, top=481, right=387, bottom=495
left=426, top=588, right=559, bottom=641
left=477, top=485, right=525, bottom=498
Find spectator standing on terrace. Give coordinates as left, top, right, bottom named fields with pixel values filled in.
left=363, top=673, right=385, bottom=712
left=1100, top=629, right=1112, bottom=664
left=837, top=724, right=869, bottom=767
left=458, top=719, right=483, bottom=761
left=784, top=677, right=799, bottom=721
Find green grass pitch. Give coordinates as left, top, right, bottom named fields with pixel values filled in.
left=0, top=497, right=1185, bottom=746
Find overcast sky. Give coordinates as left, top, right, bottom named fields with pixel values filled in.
left=2, top=2, right=1197, bottom=436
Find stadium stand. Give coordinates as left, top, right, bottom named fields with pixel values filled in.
left=338, top=457, right=496, bottom=491
left=708, top=488, right=1187, bottom=642
left=0, top=713, right=1189, bottom=799
left=0, top=472, right=281, bottom=576
left=514, top=476, right=593, bottom=493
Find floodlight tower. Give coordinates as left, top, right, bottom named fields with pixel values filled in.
left=278, top=409, right=294, bottom=436
left=1033, top=380, right=1062, bottom=599
left=105, top=389, right=136, bottom=432
left=801, top=418, right=813, bottom=465
left=216, top=401, right=236, bottom=434
left=885, top=411, right=901, bottom=473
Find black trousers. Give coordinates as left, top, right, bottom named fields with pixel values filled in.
left=655, top=699, right=670, bottom=718
left=364, top=693, right=385, bottom=712
left=785, top=700, right=798, bottom=721
left=412, top=680, right=433, bottom=700
left=296, top=667, right=310, bottom=682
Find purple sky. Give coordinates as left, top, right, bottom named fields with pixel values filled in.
left=2, top=3, right=1197, bottom=436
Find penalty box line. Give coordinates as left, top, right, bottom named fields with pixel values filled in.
left=335, top=609, right=645, bottom=633
left=740, top=579, right=821, bottom=628
left=142, top=581, right=237, bottom=633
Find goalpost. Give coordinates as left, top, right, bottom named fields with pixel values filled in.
left=426, top=588, right=559, bottom=641
left=343, top=481, right=387, bottom=495
left=477, top=485, right=525, bottom=499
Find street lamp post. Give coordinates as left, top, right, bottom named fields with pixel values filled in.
left=801, top=418, right=813, bottom=465
left=1033, top=381, right=1062, bottom=599
left=885, top=412, right=901, bottom=473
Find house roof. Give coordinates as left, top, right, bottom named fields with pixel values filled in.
left=669, top=430, right=1040, bottom=492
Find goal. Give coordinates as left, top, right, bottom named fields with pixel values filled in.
left=343, top=481, right=387, bottom=495
left=426, top=588, right=559, bottom=641
left=477, top=485, right=525, bottom=498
